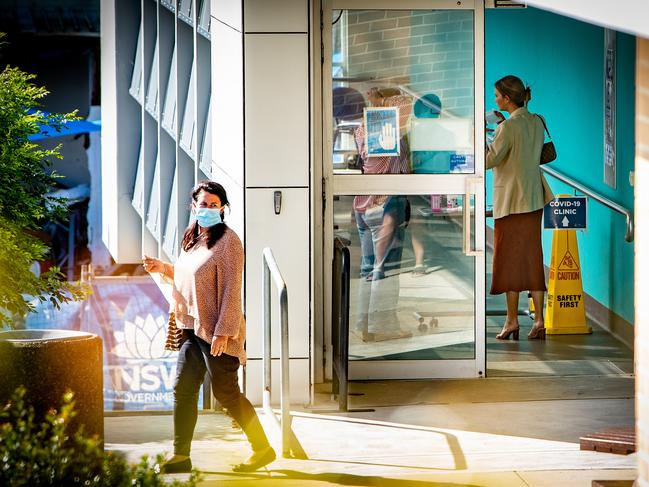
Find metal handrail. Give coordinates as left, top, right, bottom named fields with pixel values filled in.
left=541, top=165, right=634, bottom=242
left=262, top=247, right=291, bottom=458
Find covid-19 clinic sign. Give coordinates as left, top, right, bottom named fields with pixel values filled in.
left=543, top=196, right=587, bottom=230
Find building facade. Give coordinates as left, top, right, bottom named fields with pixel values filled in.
left=101, top=10, right=648, bottom=479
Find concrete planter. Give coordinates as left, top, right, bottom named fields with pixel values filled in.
left=0, top=330, right=103, bottom=441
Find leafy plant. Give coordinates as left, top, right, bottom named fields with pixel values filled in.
left=0, top=387, right=200, bottom=486
left=0, top=33, right=88, bottom=328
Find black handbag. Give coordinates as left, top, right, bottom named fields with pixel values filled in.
left=165, top=312, right=185, bottom=352
left=536, top=115, right=557, bottom=165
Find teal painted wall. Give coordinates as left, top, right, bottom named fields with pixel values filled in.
left=485, top=8, right=635, bottom=324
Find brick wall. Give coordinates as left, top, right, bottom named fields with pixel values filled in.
left=340, top=10, right=474, bottom=118
left=636, top=37, right=649, bottom=487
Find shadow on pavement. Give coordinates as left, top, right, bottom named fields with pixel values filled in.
left=198, top=470, right=481, bottom=486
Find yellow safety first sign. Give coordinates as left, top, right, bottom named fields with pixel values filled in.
left=546, top=228, right=591, bottom=334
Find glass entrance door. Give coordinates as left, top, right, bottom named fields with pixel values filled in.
left=323, top=0, right=486, bottom=379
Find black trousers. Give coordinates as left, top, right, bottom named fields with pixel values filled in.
left=173, top=330, right=270, bottom=456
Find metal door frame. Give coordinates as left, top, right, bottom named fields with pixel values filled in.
left=320, top=0, right=486, bottom=380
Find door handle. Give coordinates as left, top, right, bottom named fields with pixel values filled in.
left=463, top=177, right=484, bottom=257
left=274, top=191, right=282, bottom=215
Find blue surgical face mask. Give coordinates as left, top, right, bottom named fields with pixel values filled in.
left=194, top=207, right=223, bottom=228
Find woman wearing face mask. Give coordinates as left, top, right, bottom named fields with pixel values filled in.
left=142, top=180, right=275, bottom=473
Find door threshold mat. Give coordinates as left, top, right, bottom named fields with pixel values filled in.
left=487, top=359, right=630, bottom=377
left=580, top=426, right=635, bottom=455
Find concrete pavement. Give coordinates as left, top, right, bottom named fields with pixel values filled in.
left=106, top=367, right=636, bottom=486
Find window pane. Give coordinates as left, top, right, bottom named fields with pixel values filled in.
left=334, top=193, right=475, bottom=361
left=332, top=10, right=475, bottom=175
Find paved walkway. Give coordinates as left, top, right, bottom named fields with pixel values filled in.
left=106, top=312, right=636, bottom=486
left=106, top=366, right=636, bottom=486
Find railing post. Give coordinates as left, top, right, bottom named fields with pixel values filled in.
left=279, top=287, right=291, bottom=456
left=263, top=257, right=271, bottom=413
left=327, top=238, right=373, bottom=414
left=261, top=247, right=292, bottom=458
left=332, top=238, right=351, bottom=412
left=331, top=245, right=340, bottom=397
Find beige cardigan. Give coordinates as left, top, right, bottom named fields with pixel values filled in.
left=170, top=227, right=247, bottom=364
left=486, top=107, right=553, bottom=219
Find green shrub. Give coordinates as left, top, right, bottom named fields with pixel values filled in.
left=0, top=32, right=88, bottom=328
left=0, top=387, right=200, bottom=486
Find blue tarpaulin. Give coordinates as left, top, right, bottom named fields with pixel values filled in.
left=27, top=110, right=101, bottom=141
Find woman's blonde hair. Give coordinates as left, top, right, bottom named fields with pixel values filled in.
left=495, top=75, right=531, bottom=108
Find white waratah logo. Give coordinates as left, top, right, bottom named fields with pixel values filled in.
left=113, top=314, right=173, bottom=360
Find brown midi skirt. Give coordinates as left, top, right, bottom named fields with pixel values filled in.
left=490, top=209, right=546, bottom=295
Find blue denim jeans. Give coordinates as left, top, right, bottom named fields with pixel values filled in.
left=354, top=196, right=407, bottom=278
left=353, top=196, right=407, bottom=334
left=173, top=330, right=270, bottom=456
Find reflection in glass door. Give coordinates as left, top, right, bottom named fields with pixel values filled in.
left=325, top=1, right=485, bottom=379
left=334, top=193, right=476, bottom=361
left=332, top=8, right=476, bottom=176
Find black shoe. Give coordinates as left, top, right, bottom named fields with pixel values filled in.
left=232, top=446, right=276, bottom=472
left=161, top=456, right=192, bottom=474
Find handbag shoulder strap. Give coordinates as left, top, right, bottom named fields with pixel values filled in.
left=535, top=114, right=552, bottom=139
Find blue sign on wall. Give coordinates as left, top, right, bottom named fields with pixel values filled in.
left=544, top=196, right=587, bottom=230
left=364, top=107, right=400, bottom=157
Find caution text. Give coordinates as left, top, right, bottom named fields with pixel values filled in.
left=557, top=271, right=580, bottom=280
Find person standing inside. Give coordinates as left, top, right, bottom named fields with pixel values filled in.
left=143, top=181, right=275, bottom=473
left=486, top=75, right=553, bottom=340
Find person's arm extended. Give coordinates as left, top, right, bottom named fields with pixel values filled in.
left=486, top=123, right=512, bottom=169
left=143, top=255, right=174, bottom=280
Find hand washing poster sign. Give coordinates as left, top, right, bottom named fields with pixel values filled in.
left=365, top=107, right=400, bottom=157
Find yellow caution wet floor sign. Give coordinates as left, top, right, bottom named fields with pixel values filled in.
left=546, top=229, right=591, bottom=334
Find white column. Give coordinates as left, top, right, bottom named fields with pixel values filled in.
left=211, top=0, right=312, bottom=405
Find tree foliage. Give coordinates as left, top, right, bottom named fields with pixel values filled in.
left=0, top=387, right=200, bottom=486
left=0, top=33, right=87, bottom=327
